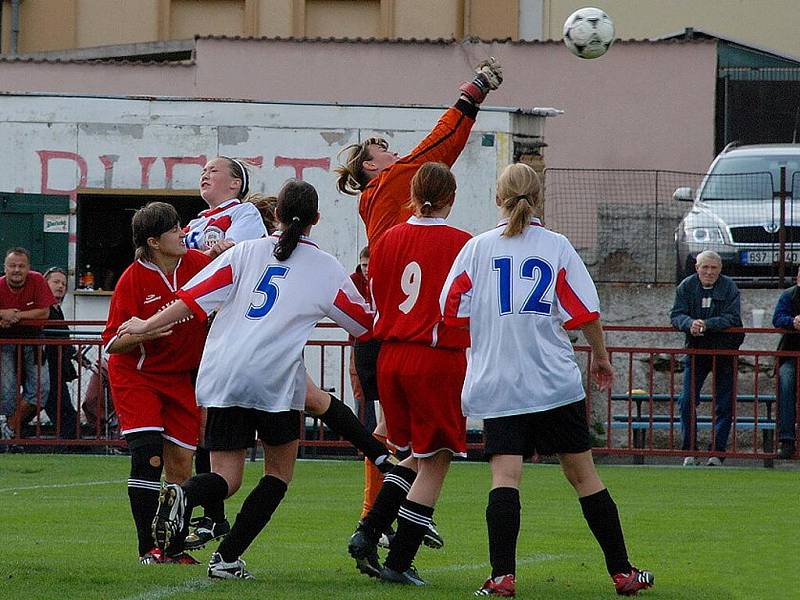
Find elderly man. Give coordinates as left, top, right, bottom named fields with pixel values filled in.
left=670, top=251, right=744, bottom=467
left=0, top=247, right=55, bottom=439
left=771, top=265, right=800, bottom=459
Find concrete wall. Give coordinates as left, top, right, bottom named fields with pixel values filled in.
left=0, top=38, right=719, bottom=172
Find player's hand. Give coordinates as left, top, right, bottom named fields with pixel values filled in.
left=590, top=356, right=614, bottom=391
left=207, top=238, right=235, bottom=258
left=459, top=57, right=503, bottom=105
left=118, top=317, right=173, bottom=339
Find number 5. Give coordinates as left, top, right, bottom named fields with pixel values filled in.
left=246, top=265, right=289, bottom=319
left=398, top=261, right=422, bottom=314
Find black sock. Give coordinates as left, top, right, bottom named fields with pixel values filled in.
left=183, top=472, right=228, bottom=513
left=362, top=465, right=416, bottom=540
left=217, top=475, right=288, bottom=563
left=385, top=500, right=432, bottom=573
left=195, top=446, right=211, bottom=474
left=486, top=487, right=520, bottom=577
left=319, top=394, right=389, bottom=463
left=127, top=446, right=163, bottom=557
left=579, top=488, right=631, bottom=575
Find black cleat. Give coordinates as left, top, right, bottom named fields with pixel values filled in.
left=348, top=522, right=381, bottom=578
left=423, top=520, right=444, bottom=549
left=379, top=564, right=427, bottom=586
left=152, top=483, right=186, bottom=551
left=185, top=516, right=231, bottom=550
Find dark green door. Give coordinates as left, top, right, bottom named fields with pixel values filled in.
left=0, top=193, right=70, bottom=273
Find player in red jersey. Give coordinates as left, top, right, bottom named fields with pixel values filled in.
left=347, top=163, right=471, bottom=586
left=102, top=202, right=231, bottom=565
left=336, top=58, right=503, bottom=549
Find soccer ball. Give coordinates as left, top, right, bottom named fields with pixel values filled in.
left=563, top=7, right=615, bottom=59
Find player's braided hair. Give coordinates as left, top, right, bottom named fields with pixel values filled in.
left=221, top=156, right=250, bottom=199
left=273, top=179, right=319, bottom=261
left=335, top=137, right=389, bottom=195
left=497, top=163, right=543, bottom=237
left=409, top=162, right=456, bottom=217
left=131, top=202, right=180, bottom=262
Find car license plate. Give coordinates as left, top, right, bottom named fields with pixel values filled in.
left=741, top=250, right=800, bottom=265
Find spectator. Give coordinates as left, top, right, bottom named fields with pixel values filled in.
left=349, top=246, right=377, bottom=433
left=0, top=247, right=55, bottom=439
left=670, top=250, right=744, bottom=467
left=771, top=265, right=800, bottom=460
left=43, top=267, right=79, bottom=440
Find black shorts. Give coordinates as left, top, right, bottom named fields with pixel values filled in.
left=483, top=399, right=591, bottom=458
left=354, top=339, right=381, bottom=403
left=204, top=407, right=301, bottom=451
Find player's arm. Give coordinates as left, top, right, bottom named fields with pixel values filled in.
left=579, top=318, right=614, bottom=391
left=223, top=205, right=267, bottom=244
left=116, top=301, right=192, bottom=343
left=327, top=272, right=373, bottom=340
left=402, top=58, right=503, bottom=168
left=440, top=245, right=474, bottom=328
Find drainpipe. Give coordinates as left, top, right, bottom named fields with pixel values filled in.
left=11, top=0, right=21, bottom=55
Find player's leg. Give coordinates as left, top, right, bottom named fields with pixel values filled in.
left=124, top=430, right=165, bottom=563
left=555, top=401, right=653, bottom=596
left=304, top=372, right=394, bottom=470
left=210, top=409, right=300, bottom=580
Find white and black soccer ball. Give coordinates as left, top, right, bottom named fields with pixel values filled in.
left=563, top=7, right=615, bottom=59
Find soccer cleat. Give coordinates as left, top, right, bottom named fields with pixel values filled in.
left=167, top=552, right=201, bottom=565
left=474, top=574, right=516, bottom=597
left=682, top=456, right=697, bottom=467
left=139, top=547, right=173, bottom=565
left=348, top=522, right=381, bottom=578
left=378, top=564, right=427, bottom=586
left=612, top=567, right=654, bottom=596
left=423, top=520, right=444, bottom=549
left=706, top=456, right=723, bottom=467
left=207, top=552, right=254, bottom=580
left=777, top=441, right=796, bottom=460
left=185, top=516, right=231, bottom=550
left=375, top=453, right=399, bottom=474
left=152, top=483, right=186, bottom=551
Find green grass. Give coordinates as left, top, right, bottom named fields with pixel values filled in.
left=0, top=455, right=797, bottom=599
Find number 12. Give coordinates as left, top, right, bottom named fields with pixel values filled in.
left=492, top=256, right=553, bottom=315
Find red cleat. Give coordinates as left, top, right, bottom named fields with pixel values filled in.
left=612, top=567, right=654, bottom=596
left=474, top=574, right=516, bottom=597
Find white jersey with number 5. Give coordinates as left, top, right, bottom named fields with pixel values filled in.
left=440, top=218, right=601, bottom=418
left=177, top=235, right=372, bottom=412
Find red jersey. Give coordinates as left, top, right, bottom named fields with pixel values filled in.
left=359, top=101, right=477, bottom=245
left=370, top=217, right=471, bottom=349
left=102, top=250, right=212, bottom=374
left=0, top=271, right=56, bottom=338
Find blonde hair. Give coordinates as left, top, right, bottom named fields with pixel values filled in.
left=496, top=163, right=544, bottom=237
left=335, top=137, right=389, bottom=195
left=409, top=162, right=456, bottom=217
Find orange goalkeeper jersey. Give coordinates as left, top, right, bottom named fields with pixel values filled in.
left=359, top=100, right=478, bottom=245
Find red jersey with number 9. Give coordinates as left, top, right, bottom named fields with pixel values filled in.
left=370, top=217, right=471, bottom=349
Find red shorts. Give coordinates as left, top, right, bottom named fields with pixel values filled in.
left=377, top=342, right=467, bottom=457
left=109, top=364, right=200, bottom=450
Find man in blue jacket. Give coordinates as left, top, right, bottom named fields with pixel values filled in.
left=670, top=251, right=744, bottom=467
left=771, top=266, right=800, bottom=460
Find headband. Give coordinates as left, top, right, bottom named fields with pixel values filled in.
left=231, top=158, right=250, bottom=197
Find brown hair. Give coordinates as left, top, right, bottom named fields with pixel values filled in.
left=131, top=202, right=180, bottom=262
left=409, top=162, right=456, bottom=217
left=496, top=163, right=543, bottom=237
left=335, top=137, right=389, bottom=195
left=245, top=193, right=278, bottom=234
left=273, top=180, right=319, bottom=261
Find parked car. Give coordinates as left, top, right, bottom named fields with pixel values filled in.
left=674, top=143, right=800, bottom=284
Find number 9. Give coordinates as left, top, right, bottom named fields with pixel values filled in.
left=398, top=261, right=422, bottom=314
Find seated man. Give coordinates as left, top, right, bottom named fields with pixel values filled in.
left=670, top=250, right=744, bottom=467
left=771, top=266, right=800, bottom=459
left=0, top=247, right=55, bottom=439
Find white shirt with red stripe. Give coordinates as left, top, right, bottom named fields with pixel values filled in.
left=440, top=218, right=601, bottom=418
left=370, top=216, right=471, bottom=349
left=184, top=198, right=267, bottom=251
left=177, top=235, right=372, bottom=412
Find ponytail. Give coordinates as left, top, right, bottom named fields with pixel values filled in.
left=335, top=137, right=389, bottom=196
left=496, top=163, right=543, bottom=237
left=409, top=162, right=456, bottom=217
left=273, top=180, right=319, bottom=261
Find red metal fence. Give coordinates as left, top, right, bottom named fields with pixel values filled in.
left=1, top=322, right=796, bottom=465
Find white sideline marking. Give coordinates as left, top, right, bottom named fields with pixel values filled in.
left=427, top=553, right=562, bottom=573
left=120, top=579, right=213, bottom=600
left=0, top=479, right=123, bottom=493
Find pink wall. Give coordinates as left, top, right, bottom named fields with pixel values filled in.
left=0, top=38, right=719, bottom=172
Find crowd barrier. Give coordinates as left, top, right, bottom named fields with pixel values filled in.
left=1, top=322, right=797, bottom=465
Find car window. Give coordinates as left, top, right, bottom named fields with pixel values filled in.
left=700, top=155, right=799, bottom=200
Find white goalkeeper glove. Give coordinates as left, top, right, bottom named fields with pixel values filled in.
left=459, top=57, right=503, bottom=105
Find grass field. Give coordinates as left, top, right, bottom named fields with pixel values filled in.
left=0, top=455, right=797, bottom=600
